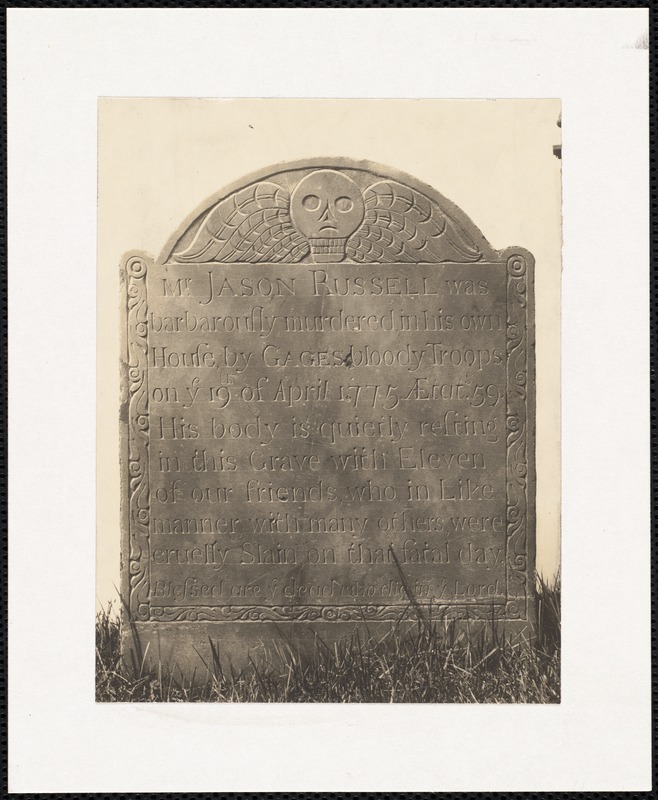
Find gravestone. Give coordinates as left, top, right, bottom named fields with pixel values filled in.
left=120, top=158, right=535, bottom=671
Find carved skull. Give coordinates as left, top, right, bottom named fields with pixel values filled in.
left=291, top=170, right=365, bottom=262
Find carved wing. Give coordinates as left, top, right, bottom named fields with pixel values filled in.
left=173, top=182, right=310, bottom=263
left=346, top=181, right=482, bottom=263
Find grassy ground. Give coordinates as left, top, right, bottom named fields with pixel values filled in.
left=96, top=577, right=560, bottom=703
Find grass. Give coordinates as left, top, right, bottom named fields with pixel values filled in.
left=96, top=575, right=560, bottom=703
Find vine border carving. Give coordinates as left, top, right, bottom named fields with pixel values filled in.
left=126, top=255, right=150, bottom=622
left=505, top=253, right=530, bottom=621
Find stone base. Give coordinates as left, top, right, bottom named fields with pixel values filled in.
left=121, top=617, right=537, bottom=680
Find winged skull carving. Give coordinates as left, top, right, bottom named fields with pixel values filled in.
left=172, top=169, right=483, bottom=264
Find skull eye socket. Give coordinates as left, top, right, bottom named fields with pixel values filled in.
left=335, top=196, right=354, bottom=213
left=302, top=194, right=321, bottom=211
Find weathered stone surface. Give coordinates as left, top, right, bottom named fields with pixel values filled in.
left=120, top=158, right=535, bottom=671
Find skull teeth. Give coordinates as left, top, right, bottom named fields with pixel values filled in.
left=308, top=237, right=348, bottom=254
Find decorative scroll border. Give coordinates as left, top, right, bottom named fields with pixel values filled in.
left=125, top=253, right=531, bottom=625
left=150, top=603, right=507, bottom=623
left=505, top=254, right=529, bottom=620
left=126, top=255, right=150, bottom=621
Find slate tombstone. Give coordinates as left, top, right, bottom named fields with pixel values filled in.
left=121, top=158, right=535, bottom=671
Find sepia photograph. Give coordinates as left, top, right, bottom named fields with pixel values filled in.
left=97, top=98, right=562, bottom=703
left=9, top=8, right=649, bottom=793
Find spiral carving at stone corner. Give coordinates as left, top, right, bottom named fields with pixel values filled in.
left=127, top=255, right=147, bottom=279
left=505, top=599, right=523, bottom=619
left=507, top=253, right=526, bottom=277
left=506, top=254, right=529, bottom=620
left=126, top=257, right=150, bottom=621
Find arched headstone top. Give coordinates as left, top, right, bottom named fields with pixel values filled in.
left=159, top=158, right=499, bottom=265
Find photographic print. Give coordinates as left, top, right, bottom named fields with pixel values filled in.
left=97, top=98, right=561, bottom=703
